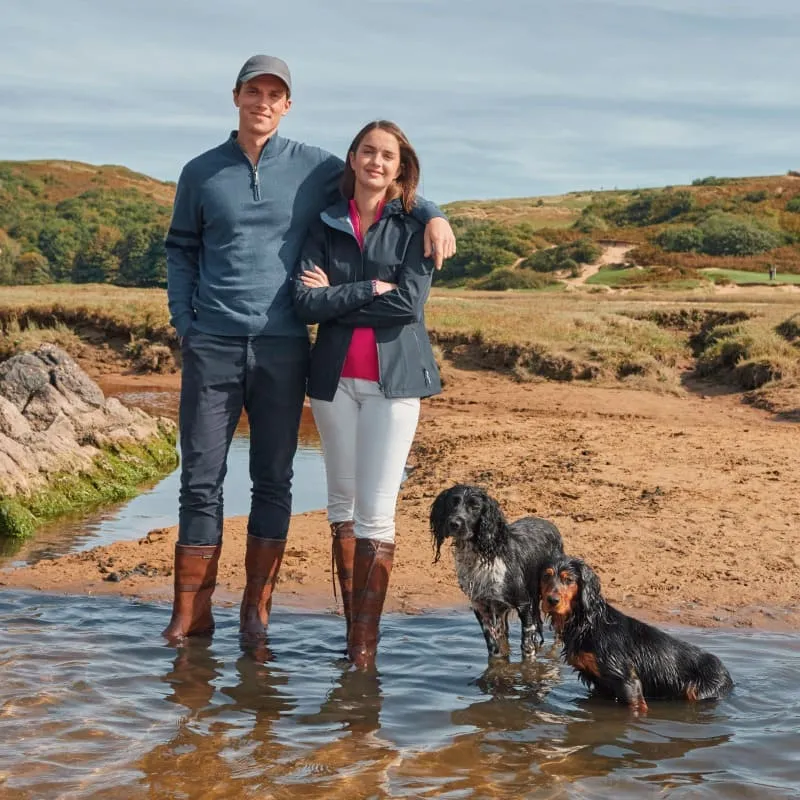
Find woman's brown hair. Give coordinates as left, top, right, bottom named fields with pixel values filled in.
left=340, top=120, right=420, bottom=213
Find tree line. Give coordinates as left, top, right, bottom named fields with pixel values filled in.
left=0, top=166, right=171, bottom=286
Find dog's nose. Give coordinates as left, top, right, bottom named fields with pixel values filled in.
left=546, top=594, right=559, bottom=607
left=448, top=519, right=462, bottom=533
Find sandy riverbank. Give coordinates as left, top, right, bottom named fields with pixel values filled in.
left=2, top=359, right=799, bottom=631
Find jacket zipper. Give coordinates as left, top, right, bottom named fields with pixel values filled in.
left=412, top=329, right=431, bottom=387
left=236, top=142, right=262, bottom=201
left=360, top=228, right=385, bottom=393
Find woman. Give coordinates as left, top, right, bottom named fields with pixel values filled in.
left=292, top=120, right=442, bottom=669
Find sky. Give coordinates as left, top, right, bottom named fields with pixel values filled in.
left=1, top=0, right=798, bottom=202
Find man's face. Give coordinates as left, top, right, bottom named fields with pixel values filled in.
left=233, top=74, right=291, bottom=140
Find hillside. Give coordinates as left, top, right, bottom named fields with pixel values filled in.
left=1, top=159, right=799, bottom=289
left=0, top=160, right=174, bottom=286
left=440, top=173, right=800, bottom=289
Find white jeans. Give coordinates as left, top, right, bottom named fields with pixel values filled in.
left=310, top=378, right=421, bottom=543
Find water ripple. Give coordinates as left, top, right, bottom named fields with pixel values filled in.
left=0, top=590, right=798, bottom=799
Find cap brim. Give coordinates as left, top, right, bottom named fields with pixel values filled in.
left=238, top=70, right=291, bottom=93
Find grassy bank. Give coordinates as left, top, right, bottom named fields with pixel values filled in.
left=0, top=283, right=798, bottom=398
left=0, top=425, right=178, bottom=539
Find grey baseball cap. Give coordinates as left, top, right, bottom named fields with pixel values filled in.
left=236, top=54, right=292, bottom=95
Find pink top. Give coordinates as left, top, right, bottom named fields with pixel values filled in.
left=340, top=199, right=383, bottom=382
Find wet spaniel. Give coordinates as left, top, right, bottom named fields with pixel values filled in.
left=430, top=484, right=564, bottom=660
left=539, top=555, right=734, bottom=713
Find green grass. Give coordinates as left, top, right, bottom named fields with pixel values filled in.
left=703, top=269, right=800, bottom=285
left=0, top=426, right=178, bottom=539
left=586, top=267, right=642, bottom=286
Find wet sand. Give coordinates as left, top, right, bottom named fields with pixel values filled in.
left=2, top=360, right=799, bottom=631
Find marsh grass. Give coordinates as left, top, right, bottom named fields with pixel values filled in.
left=425, top=288, right=800, bottom=393
left=1, top=284, right=797, bottom=395
left=0, top=285, right=173, bottom=341
left=0, top=317, right=83, bottom=360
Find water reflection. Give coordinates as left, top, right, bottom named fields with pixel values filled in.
left=1, top=592, right=798, bottom=799
left=140, top=641, right=297, bottom=798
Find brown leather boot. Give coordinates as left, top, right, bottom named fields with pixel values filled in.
left=348, top=539, right=395, bottom=670
left=331, top=521, right=356, bottom=639
left=240, top=536, right=286, bottom=639
left=162, top=543, right=221, bottom=643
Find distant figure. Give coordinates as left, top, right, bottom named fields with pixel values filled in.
left=768, top=264, right=777, bottom=281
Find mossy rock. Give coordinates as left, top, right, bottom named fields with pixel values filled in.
left=0, top=501, right=37, bottom=539
left=0, top=429, right=178, bottom=539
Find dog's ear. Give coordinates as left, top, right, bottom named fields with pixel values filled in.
left=576, top=559, right=602, bottom=624
left=476, top=491, right=504, bottom=561
left=535, top=559, right=556, bottom=593
left=430, top=489, right=450, bottom=564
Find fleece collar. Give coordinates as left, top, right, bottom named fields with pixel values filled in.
left=227, top=130, right=287, bottom=165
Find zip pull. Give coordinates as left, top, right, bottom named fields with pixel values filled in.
left=253, top=169, right=261, bottom=201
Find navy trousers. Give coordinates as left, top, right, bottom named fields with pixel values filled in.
left=177, top=332, right=309, bottom=546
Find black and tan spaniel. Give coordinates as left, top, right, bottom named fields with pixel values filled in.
left=430, top=484, right=564, bottom=661
left=539, top=555, right=734, bottom=713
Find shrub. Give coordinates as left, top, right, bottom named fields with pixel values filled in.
left=698, top=214, right=783, bottom=256
left=626, top=243, right=680, bottom=267
left=602, top=190, right=695, bottom=227
left=14, top=251, right=51, bottom=284
left=435, top=219, right=538, bottom=284
left=619, top=265, right=702, bottom=286
left=521, top=239, right=601, bottom=273
left=572, top=212, right=608, bottom=233
left=785, top=195, right=800, bottom=213
left=692, top=176, right=735, bottom=186
left=742, top=190, right=768, bottom=203
left=472, top=269, right=556, bottom=290
left=656, top=226, right=704, bottom=253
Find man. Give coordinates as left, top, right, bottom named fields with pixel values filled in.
left=163, top=54, right=455, bottom=644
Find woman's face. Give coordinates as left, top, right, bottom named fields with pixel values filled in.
left=349, top=129, right=402, bottom=195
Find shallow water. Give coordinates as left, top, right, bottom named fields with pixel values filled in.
left=0, top=591, right=798, bottom=800
left=2, top=390, right=800, bottom=798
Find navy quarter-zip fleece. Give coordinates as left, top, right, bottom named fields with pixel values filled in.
left=166, top=132, right=445, bottom=339
left=166, top=132, right=341, bottom=338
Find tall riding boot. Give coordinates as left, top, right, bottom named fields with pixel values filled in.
left=162, top=543, right=221, bottom=643
left=348, top=539, right=395, bottom=670
left=331, top=521, right=356, bottom=640
left=240, top=536, right=286, bottom=639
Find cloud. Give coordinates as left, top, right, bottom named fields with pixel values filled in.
left=1, top=0, right=798, bottom=201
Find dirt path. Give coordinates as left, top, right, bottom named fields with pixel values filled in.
left=562, top=244, right=635, bottom=286
left=4, top=360, right=799, bottom=632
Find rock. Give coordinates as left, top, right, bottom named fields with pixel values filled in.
left=0, top=354, right=50, bottom=410
left=0, top=345, right=178, bottom=537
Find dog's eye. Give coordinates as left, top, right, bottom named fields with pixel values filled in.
left=467, top=498, right=481, bottom=508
